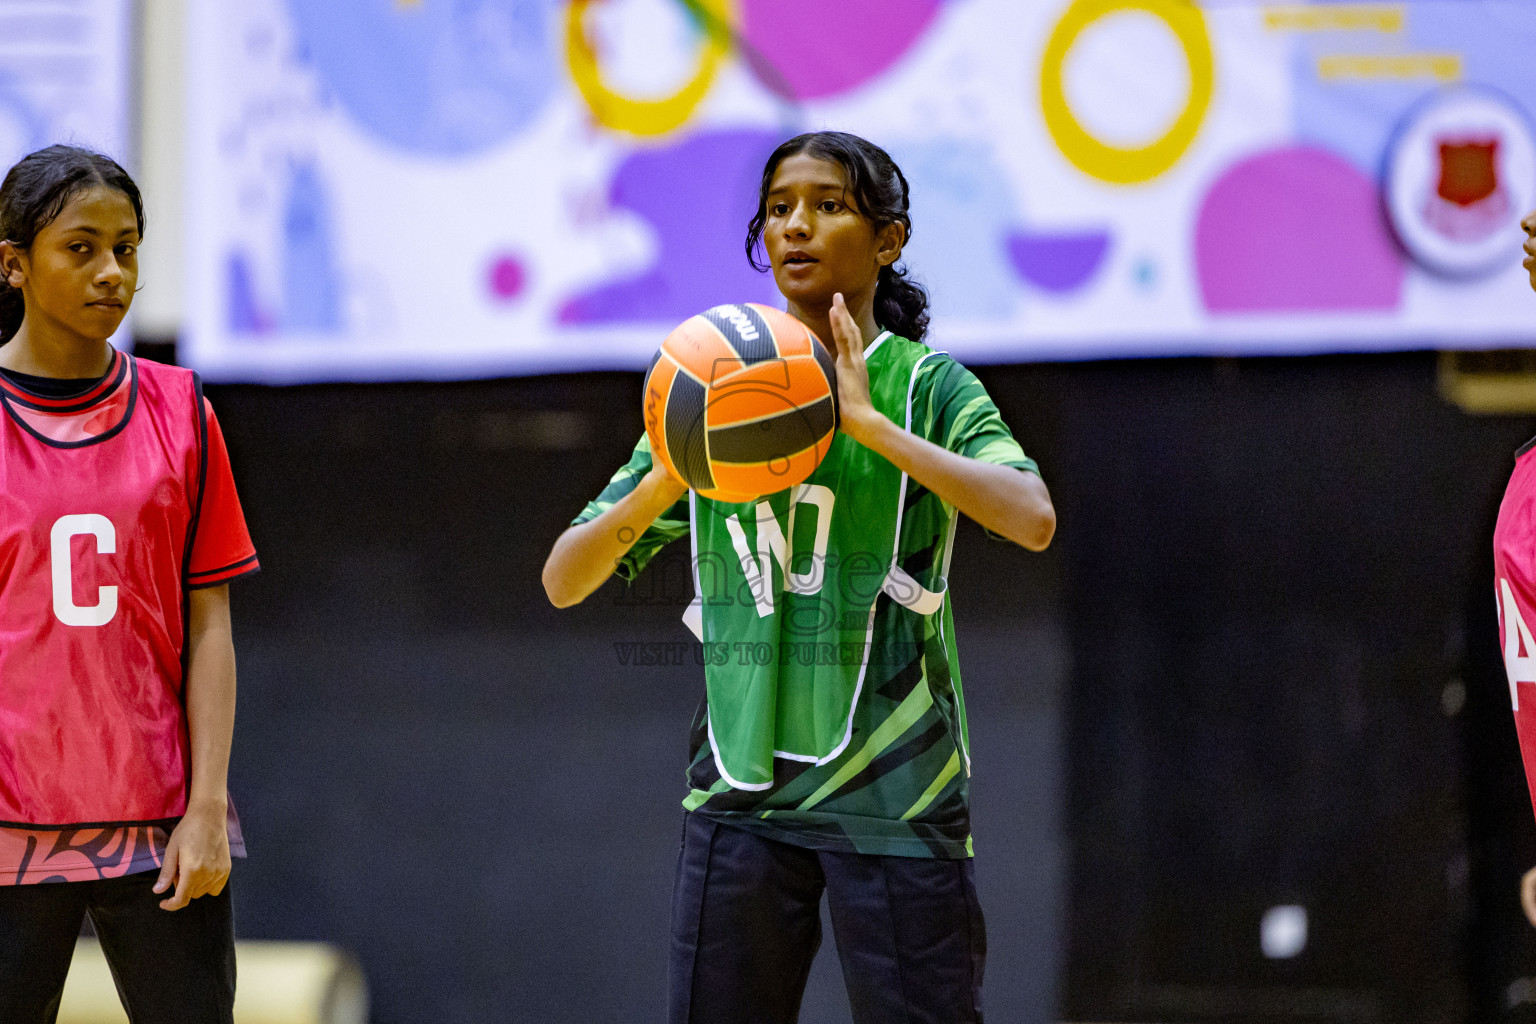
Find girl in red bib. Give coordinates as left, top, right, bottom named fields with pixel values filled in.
left=0, top=146, right=258, bottom=1022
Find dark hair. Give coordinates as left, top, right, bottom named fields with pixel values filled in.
left=746, top=131, right=930, bottom=343
left=0, top=145, right=144, bottom=343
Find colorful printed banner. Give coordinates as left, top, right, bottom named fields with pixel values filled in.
left=0, top=0, right=132, bottom=170
left=182, top=0, right=1536, bottom=381
left=0, top=0, right=135, bottom=342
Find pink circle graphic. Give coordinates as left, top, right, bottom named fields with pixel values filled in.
left=740, top=0, right=942, bottom=100
left=1195, top=146, right=1403, bottom=313
left=487, top=255, right=527, bottom=303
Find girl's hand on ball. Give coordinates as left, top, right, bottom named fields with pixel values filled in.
left=829, top=293, right=880, bottom=445
left=643, top=460, right=689, bottom=503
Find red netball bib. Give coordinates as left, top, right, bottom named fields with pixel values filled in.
left=1496, top=436, right=1536, bottom=822
left=0, top=352, right=206, bottom=826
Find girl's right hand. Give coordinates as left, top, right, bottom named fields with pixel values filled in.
left=643, top=460, right=689, bottom=505
left=542, top=454, right=689, bottom=608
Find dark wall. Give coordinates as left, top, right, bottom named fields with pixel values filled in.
left=208, top=369, right=1067, bottom=1024
left=205, top=352, right=1531, bottom=1024
left=1053, top=354, right=1536, bottom=1024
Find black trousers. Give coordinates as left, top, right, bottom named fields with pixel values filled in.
left=669, top=813, right=986, bottom=1024
left=0, top=869, right=235, bottom=1024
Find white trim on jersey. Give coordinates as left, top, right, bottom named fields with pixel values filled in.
left=787, top=346, right=948, bottom=774
left=689, top=336, right=951, bottom=789
left=690, top=489, right=774, bottom=791
left=862, top=330, right=893, bottom=360
left=936, top=503, right=971, bottom=776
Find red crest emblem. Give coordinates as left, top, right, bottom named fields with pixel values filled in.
left=1436, top=137, right=1500, bottom=206
left=1423, top=134, right=1509, bottom=242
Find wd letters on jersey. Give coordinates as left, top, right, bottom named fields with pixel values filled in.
left=50, top=514, right=118, bottom=627
left=725, top=484, right=837, bottom=618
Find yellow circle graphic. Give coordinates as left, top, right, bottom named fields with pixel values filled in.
left=1040, top=0, right=1214, bottom=185
left=566, top=0, right=736, bottom=137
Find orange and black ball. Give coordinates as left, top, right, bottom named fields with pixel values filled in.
left=643, top=303, right=838, bottom=504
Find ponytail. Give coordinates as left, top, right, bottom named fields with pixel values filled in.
left=746, top=131, right=931, bottom=343
left=0, top=145, right=143, bottom=344
left=874, top=263, right=929, bottom=345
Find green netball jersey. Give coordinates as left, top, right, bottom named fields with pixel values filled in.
left=575, top=332, right=1039, bottom=858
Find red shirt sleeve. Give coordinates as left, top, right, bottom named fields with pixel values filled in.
left=186, top=399, right=259, bottom=589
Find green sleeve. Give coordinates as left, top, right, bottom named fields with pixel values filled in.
left=920, top=358, right=1040, bottom=475
left=573, top=434, right=691, bottom=581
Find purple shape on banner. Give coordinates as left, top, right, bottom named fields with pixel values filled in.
left=1006, top=231, right=1111, bottom=294
left=227, top=250, right=274, bottom=335
left=1195, top=145, right=1404, bottom=312
left=284, top=0, right=553, bottom=156
left=560, top=130, right=782, bottom=325
left=740, top=0, right=941, bottom=100
left=487, top=254, right=527, bottom=302
left=280, top=160, right=343, bottom=332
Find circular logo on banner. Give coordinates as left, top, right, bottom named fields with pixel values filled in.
left=1385, top=87, right=1536, bottom=277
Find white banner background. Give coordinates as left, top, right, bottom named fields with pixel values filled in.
left=181, top=0, right=1536, bottom=382
left=0, top=0, right=134, bottom=345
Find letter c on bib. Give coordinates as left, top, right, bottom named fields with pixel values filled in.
left=50, top=514, right=118, bottom=627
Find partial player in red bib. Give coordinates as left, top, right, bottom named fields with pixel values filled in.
left=1495, top=435, right=1536, bottom=927
left=1502, top=208, right=1536, bottom=929
left=0, top=146, right=258, bottom=1022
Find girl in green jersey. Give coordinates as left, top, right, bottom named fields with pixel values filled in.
left=545, top=131, right=1055, bottom=1024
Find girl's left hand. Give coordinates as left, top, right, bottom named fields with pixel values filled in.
left=828, top=293, right=882, bottom=446
left=154, top=800, right=232, bottom=911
